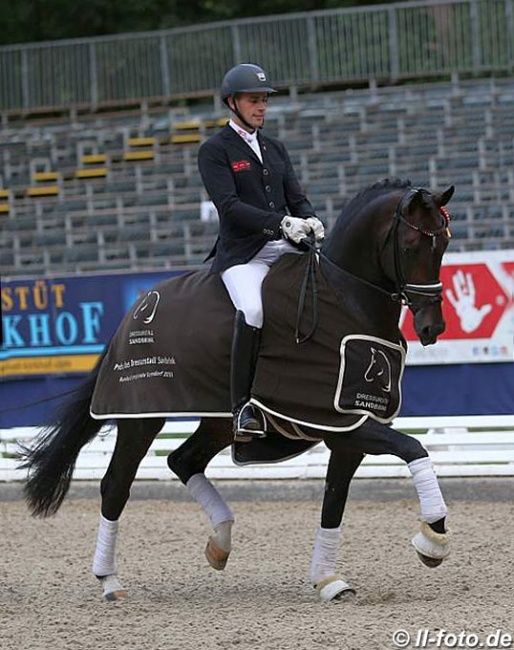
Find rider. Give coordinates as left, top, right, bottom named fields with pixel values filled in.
left=197, top=62, right=325, bottom=441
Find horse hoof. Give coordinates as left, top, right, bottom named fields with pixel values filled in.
left=101, top=575, right=128, bottom=601
left=332, top=589, right=356, bottom=603
left=104, top=589, right=128, bottom=602
left=205, top=536, right=230, bottom=571
left=411, top=522, right=451, bottom=568
left=415, top=551, right=443, bottom=568
left=315, top=576, right=356, bottom=603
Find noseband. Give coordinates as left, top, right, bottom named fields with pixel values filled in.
left=390, top=188, right=451, bottom=308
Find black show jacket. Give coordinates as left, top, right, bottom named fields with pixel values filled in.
left=197, top=125, right=316, bottom=274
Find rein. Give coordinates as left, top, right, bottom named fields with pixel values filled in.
left=294, top=242, right=319, bottom=343
left=294, top=239, right=393, bottom=345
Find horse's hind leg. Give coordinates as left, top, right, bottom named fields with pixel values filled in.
left=167, top=418, right=234, bottom=570
left=92, top=417, right=164, bottom=600
left=336, top=420, right=451, bottom=567
left=311, top=442, right=363, bottom=603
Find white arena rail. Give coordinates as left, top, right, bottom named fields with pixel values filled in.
left=2, top=416, right=514, bottom=482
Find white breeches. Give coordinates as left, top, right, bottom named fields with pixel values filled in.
left=221, top=239, right=301, bottom=328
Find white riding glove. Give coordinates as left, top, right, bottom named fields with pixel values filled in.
left=280, top=216, right=311, bottom=244
left=306, top=217, right=325, bottom=242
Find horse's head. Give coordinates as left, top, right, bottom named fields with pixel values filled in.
left=382, top=185, right=455, bottom=346
left=322, top=179, right=454, bottom=347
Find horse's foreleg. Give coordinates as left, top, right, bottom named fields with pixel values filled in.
left=407, top=456, right=451, bottom=567
left=167, top=418, right=234, bottom=570
left=342, top=420, right=451, bottom=567
left=92, top=417, right=164, bottom=600
left=310, top=444, right=363, bottom=603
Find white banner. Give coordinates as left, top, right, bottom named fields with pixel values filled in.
left=402, top=249, right=514, bottom=365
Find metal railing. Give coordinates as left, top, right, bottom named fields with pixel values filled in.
left=1, top=0, right=513, bottom=113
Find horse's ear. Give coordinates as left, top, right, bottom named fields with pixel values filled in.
left=437, top=185, right=455, bottom=207
left=403, top=188, right=426, bottom=212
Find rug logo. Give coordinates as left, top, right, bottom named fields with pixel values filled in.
left=364, top=347, right=391, bottom=393
left=334, top=335, right=405, bottom=423
left=133, top=290, right=160, bottom=324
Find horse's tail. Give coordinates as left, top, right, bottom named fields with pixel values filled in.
left=18, top=349, right=108, bottom=517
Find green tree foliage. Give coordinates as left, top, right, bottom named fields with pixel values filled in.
left=0, top=0, right=392, bottom=46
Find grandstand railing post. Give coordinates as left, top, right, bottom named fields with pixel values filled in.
left=506, top=0, right=514, bottom=65
left=159, top=35, right=170, bottom=99
left=306, top=15, right=319, bottom=87
left=470, top=0, right=481, bottom=69
left=231, top=24, right=242, bottom=65
left=388, top=7, right=399, bottom=82
left=21, top=47, right=30, bottom=112
left=89, top=42, right=98, bottom=110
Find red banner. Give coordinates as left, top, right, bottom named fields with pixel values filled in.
left=402, top=250, right=514, bottom=364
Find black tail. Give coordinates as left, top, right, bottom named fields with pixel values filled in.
left=18, top=351, right=108, bottom=517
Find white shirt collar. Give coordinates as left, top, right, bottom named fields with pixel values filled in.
left=229, top=119, right=258, bottom=145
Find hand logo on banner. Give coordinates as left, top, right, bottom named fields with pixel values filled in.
left=445, top=269, right=493, bottom=333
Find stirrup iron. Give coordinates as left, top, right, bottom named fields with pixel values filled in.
left=233, top=404, right=266, bottom=441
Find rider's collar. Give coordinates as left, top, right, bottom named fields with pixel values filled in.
left=229, top=119, right=258, bottom=144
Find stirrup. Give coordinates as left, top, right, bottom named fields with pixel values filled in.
left=233, top=404, right=266, bottom=441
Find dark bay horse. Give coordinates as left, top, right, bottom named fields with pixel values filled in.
left=20, top=178, right=455, bottom=603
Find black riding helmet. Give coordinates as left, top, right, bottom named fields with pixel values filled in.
left=221, top=63, right=276, bottom=130
left=221, top=63, right=276, bottom=101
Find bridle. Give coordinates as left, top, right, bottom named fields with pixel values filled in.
left=296, top=187, right=452, bottom=343
left=389, top=188, right=451, bottom=308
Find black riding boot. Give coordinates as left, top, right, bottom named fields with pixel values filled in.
left=231, top=310, right=266, bottom=441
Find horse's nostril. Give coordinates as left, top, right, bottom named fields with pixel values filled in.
left=420, top=322, right=445, bottom=345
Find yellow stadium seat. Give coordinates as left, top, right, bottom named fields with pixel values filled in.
left=27, top=185, right=60, bottom=197
left=0, top=189, right=9, bottom=200
left=127, top=137, right=156, bottom=147
left=203, top=117, right=229, bottom=128
left=81, top=154, right=108, bottom=164
left=174, top=121, right=202, bottom=131
left=123, top=150, right=155, bottom=161
left=170, top=133, right=202, bottom=144
left=75, top=167, right=108, bottom=179
left=0, top=203, right=10, bottom=213
left=33, top=171, right=59, bottom=182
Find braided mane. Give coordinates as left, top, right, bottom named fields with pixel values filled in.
left=341, top=178, right=412, bottom=220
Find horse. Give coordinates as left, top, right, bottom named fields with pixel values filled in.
left=19, top=178, right=455, bottom=603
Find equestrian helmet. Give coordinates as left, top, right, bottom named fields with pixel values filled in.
left=221, top=63, right=276, bottom=102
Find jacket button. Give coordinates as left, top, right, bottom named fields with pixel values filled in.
left=263, top=169, right=269, bottom=175
left=265, top=185, right=271, bottom=192
left=269, top=201, right=275, bottom=208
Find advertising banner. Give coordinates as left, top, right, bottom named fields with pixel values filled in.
left=402, top=250, right=514, bottom=365
left=0, top=270, right=183, bottom=379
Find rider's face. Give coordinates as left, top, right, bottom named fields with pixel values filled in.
left=229, top=92, right=268, bottom=131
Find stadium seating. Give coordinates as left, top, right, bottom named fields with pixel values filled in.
left=2, top=76, right=514, bottom=277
